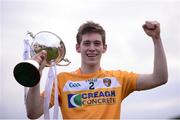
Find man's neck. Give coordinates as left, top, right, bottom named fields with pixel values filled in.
left=80, top=64, right=101, bottom=74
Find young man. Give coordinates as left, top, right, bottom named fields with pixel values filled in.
left=26, top=21, right=168, bottom=119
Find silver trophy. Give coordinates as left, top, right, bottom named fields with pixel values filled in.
left=13, top=31, right=70, bottom=87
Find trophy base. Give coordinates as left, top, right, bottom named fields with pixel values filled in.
left=13, top=60, right=40, bottom=87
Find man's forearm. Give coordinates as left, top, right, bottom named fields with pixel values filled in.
left=153, top=37, right=168, bottom=84
left=26, top=83, right=44, bottom=119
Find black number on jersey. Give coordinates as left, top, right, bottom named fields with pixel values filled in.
left=89, top=82, right=95, bottom=90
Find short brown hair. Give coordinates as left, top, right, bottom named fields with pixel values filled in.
left=76, top=21, right=106, bottom=45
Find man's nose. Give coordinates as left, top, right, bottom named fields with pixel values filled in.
left=89, top=43, right=95, bottom=51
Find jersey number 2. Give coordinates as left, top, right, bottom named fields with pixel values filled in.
left=89, top=82, right=95, bottom=90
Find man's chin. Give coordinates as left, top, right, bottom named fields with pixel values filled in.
left=86, top=61, right=98, bottom=66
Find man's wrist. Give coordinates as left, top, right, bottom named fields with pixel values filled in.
left=152, top=36, right=161, bottom=42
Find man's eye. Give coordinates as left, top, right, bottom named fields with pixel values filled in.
left=94, top=42, right=101, bottom=46
left=83, top=42, right=90, bottom=46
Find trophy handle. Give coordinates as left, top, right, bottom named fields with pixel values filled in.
left=56, top=58, right=71, bottom=66
left=27, top=31, right=35, bottom=38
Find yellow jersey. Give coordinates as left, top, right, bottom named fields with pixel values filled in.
left=44, top=69, right=138, bottom=119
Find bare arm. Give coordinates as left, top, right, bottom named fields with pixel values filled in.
left=136, top=21, right=168, bottom=91
left=26, top=84, right=44, bottom=118
left=26, top=50, right=47, bottom=118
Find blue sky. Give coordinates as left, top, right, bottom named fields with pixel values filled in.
left=1, top=0, right=180, bottom=119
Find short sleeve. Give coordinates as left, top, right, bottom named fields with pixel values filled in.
left=119, top=71, right=138, bottom=100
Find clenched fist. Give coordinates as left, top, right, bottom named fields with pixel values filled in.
left=142, top=21, right=161, bottom=40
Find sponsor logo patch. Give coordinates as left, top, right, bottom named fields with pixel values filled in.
left=67, top=90, right=116, bottom=108
left=68, top=94, right=82, bottom=108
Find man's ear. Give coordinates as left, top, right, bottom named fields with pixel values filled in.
left=102, top=44, right=107, bottom=53
left=76, top=44, right=81, bottom=53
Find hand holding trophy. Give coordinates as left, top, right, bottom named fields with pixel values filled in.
left=13, top=31, right=71, bottom=87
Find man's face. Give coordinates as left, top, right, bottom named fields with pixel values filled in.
left=76, top=33, right=107, bottom=66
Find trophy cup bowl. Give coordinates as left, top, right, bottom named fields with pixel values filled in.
left=13, top=31, right=70, bottom=87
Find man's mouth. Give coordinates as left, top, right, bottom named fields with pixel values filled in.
left=86, top=54, right=97, bottom=57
